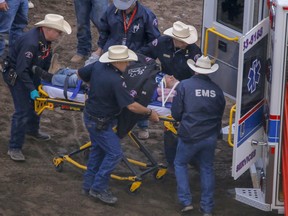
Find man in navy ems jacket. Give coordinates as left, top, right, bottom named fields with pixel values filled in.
left=2, top=14, right=71, bottom=161
left=171, top=55, right=226, bottom=215
left=92, top=0, right=161, bottom=140
left=77, top=45, right=159, bottom=205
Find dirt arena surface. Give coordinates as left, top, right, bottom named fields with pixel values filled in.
left=0, top=0, right=279, bottom=215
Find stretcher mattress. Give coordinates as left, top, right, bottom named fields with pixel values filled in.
left=42, top=81, right=86, bottom=103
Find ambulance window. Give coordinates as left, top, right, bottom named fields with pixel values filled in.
left=217, top=0, right=244, bottom=32
left=253, top=1, right=260, bottom=27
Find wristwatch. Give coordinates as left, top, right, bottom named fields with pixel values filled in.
left=145, top=108, right=152, bottom=117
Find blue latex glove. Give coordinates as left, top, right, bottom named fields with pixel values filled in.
left=30, top=89, right=40, bottom=100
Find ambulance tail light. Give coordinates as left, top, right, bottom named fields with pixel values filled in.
left=267, top=0, right=272, bottom=8
left=270, top=146, right=275, bottom=155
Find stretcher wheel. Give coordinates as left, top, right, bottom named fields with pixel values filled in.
left=128, top=181, right=142, bottom=193
left=53, top=157, right=64, bottom=172
left=154, top=168, right=167, bottom=180
left=55, top=163, right=63, bottom=172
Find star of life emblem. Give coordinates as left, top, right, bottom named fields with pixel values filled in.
left=247, top=59, right=261, bottom=94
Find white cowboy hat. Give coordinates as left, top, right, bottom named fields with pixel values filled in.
left=163, top=21, right=198, bottom=44
left=187, top=55, right=219, bottom=74
left=35, top=14, right=72, bottom=34
left=113, top=0, right=137, bottom=10
left=99, top=45, right=138, bottom=63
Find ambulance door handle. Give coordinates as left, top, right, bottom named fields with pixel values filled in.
left=251, top=139, right=267, bottom=146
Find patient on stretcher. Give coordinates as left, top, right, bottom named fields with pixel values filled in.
left=148, top=72, right=179, bottom=116
left=33, top=54, right=179, bottom=108
left=32, top=53, right=80, bottom=88
left=33, top=53, right=99, bottom=88
left=32, top=53, right=88, bottom=102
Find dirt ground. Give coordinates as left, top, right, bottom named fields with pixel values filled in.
left=0, top=0, right=279, bottom=215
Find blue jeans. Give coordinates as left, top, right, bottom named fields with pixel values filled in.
left=82, top=112, right=123, bottom=192
left=164, top=130, right=177, bottom=166
left=7, top=79, right=40, bottom=150
left=0, top=0, right=28, bottom=57
left=51, top=68, right=78, bottom=87
left=137, top=119, right=149, bottom=129
left=74, top=0, right=108, bottom=56
left=174, top=135, right=217, bottom=213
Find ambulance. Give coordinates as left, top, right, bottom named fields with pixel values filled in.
left=201, top=0, right=288, bottom=214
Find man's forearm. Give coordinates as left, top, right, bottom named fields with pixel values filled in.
left=127, top=102, right=152, bottom=116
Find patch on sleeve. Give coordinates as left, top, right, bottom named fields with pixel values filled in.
left=25, top=51, right=33, bottom=59
left=152, top=39, right=158, bottom=47
left=194, top=54, right=201, bottom=62
left=130, top=90, right=137, bottom=97
left=145, top=57, right=152, bottom=62
left=152, top=18, right=158, bottom=27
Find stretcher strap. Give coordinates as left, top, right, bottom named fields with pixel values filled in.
left=62, top=75, right=83, bottom=100
left=63, top=75, right=70, bottom=100
left=70, top=80, right=83, bottom=100
left=160, top=78, right=179, bottom=107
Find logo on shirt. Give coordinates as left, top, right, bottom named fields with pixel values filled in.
left=127, top=67, right=145, bottom=77
left=132, top=24, right=140, bottom=33
left=195, top=89, right=216, bottom=97
left=152, top=39, right=158, bottom=47
left=25, top=51, right=33, bottom=59
left=152, top=18, right=158, bottom=26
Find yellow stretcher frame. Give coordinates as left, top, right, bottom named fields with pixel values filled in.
left=35, top=84, right=167, bottom=193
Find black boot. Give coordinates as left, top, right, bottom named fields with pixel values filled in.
left=32, top=65, right=53, bottom=82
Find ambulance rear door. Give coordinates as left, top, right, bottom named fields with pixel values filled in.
left=232, top=17, right=270, bottom=179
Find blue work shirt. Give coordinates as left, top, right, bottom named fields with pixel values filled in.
left=9, top=27, right=52, bottom=92
left=97, top=1, right=160, bottom=53
left=171, top=74, right=226, bottom=143
left=141, top=35, right=202, bottom=81
left=78, top=62, right=134, bottom=118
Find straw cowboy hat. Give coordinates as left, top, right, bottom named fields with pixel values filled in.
left=187, top=55, right=219, bottom=74
left=113, top=0, right=137, bottom=10
left=99, top=45, right=138, bottom=63
left=35, top=14, right=72, bottom=34
left=163, top=21, right=198, bottom=44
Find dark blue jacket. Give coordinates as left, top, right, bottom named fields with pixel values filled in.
left=140, top=35, right=202, bottom=81
left=171, top=74, right=226, bottom=143
left=97, top=2, right=160, bottom=53
left=9, top=28, right=52, bottom=92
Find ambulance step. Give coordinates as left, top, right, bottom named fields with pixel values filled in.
left=235, top=188, right=270, bottom=211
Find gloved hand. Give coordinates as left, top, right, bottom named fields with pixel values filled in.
left=84, top=53, right=99, bottom=66
left=30, top=89, right=40, bottom=100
